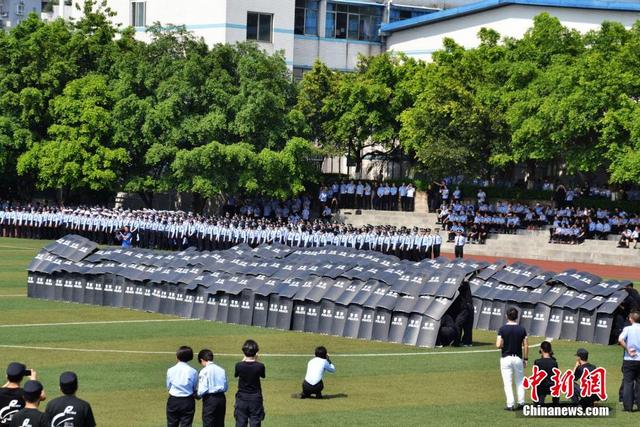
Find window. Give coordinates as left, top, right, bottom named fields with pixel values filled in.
left=247, top=12, right=273, bottom=43
left=325, top=2, right=382, bottom=42
left=131, top=1, right=146, bottom=27
left=294, top=0, right=319, bottom=36
left=389, top=6, right=433, bottom=23
left=16, top=1, right=25, bottom=16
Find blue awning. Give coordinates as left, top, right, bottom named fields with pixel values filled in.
left=329, top=0, right=385, bottom=7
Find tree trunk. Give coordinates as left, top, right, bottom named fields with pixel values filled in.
left=192, top=193, right=207, bottom=214
left=138, top=191, right=154, bottom=209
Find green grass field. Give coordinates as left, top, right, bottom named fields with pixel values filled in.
left=0, top=237, right=636, bottom=426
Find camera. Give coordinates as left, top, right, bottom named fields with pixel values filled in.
left=24, top=369, right=31, bottom=376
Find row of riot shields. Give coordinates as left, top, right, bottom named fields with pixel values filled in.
left=26, top=268, right=458, bottom=347
left=469, top=268, right=630, bottom=345
left=27, top=235, right=631, bottom=347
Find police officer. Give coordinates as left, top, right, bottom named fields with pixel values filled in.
left=197, top=349, right=228, bottom=427
left=1, top=363, right=36, bottom=426
left=166, top=346, right=198, bottom=427
left=45, top=372, right=96, bottom=427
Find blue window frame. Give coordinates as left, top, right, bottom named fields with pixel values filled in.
left=295, top=0, right=319, bottom=36
left=325, top=2, right=382, bottom=42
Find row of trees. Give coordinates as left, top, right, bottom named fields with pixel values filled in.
left=298, top=13, right=640, bottom=186
left=0, top=2, right=319, bottom=206
left=1, top=2, right=640, bottom=208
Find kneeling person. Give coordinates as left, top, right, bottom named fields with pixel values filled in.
left=301, top=346, right=336, bottom=399
left=45, top=372, right=95, bottom=427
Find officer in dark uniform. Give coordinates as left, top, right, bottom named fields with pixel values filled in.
left=8, top=380, right=48, bottom=427
left=0, top=363, right=33, bottom=426
left=45, top=372, right=96, bottom=427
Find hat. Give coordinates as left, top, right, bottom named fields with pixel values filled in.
left=59, top=371, right=78, bottom=387
left=575, top=348, right=589, bottom=360
left=22, top=380, right=44, bottom=396
left=6, top=362, right=27, bottom=379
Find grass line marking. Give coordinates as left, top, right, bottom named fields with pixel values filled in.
left=0, top=294, right=26, bottom=297
left=0, top=244, right=40, bottom=251
left=0, top=343, right=541, bottom=357
left=0, top=318, right=195, bottom=328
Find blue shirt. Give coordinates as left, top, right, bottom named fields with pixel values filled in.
left=197, top=362, right=228, bottom=397
left=619, top=323, right=640, bottom=361
left=166, top=362, right=198, bottom=397
left=121, top=232, right=132, bottom=248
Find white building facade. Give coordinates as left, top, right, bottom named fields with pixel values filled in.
left=382, top=0, right=640, bottom=61
left=40, top=0, right=468, bottom=73
left=0, top=0, right=40, bottom=29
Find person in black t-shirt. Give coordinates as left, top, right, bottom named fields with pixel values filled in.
left=234, top=340, right=266, bottom=427
left=533, top=341, right=560, bottom=406
left=9, top=380, right=48, bottom=427
left=1, top=363, right=36, bottom=426
left=572, top=348, right=599, bottom=409
left=45, top=372, right=96, bottom=427
left=496, top=307, right=528, bottom=411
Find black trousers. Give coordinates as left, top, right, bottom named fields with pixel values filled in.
left=433, top=244, right=441, bottom=258
left=234, top=393, right=264, bottom=427
left=167, top=395, right=195, bottom=427
left=203, top=393, right=226, bottom=427
left=454, top=245, right=464, bottom=258
left=623, top=360, right=640, bottom=411
left=301, top=380, right=324, bottom=398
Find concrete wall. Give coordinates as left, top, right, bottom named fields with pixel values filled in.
left=387, top=4, right=640, bottom=61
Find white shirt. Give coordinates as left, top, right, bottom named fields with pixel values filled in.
left=304, top=357, right=336, bottom=386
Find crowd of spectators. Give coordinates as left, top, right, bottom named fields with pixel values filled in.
left=432, top=186, right=640, bottom=247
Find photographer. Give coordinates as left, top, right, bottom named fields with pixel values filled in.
left=234, top=340, right=265, bottom=427
left=299, top=346, right=336, bottom=399
left=45, top=372, right=95, bottom=427
left=1, top=363, right=36, bottom=426
left=116, top=226, right=133, bottom=248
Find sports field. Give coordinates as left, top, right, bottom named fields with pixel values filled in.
left=0, top=237, right=635, bottom=426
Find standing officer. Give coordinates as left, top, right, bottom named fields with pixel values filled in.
left=496, top=308, right=528, bottom=411
left=166, top=346, right=198, bottom=427
left=454, top=231, right=466, bottom=259
left=619, top=310, right=640, bottom=412
left=1, top=363, right=36, bottom=426
left=197, top=349, right=228, bottom=427
left=45, top=372, right=96, bottom=427
left=8, top=380, right=48, bottom=427
left=433, top=229, right=442, bottom=258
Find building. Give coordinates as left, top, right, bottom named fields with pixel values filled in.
left=382, top=0, right=640, bottom=61
left=0, top=0, right=40, bottom=29
left=40, top=1, right=476, bottom=73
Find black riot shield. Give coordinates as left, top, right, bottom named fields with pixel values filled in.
left=402, top=313, right=425, bottom=346
left=415, top=316, right=441, bottom=348
left=318, top=300, right=336, bottom=335
left=544, top=306, right=565, bottom=340
left=330, top=304, right=348, bottom=337
left=529, top=304, right=551, bottom=337
left=357, top=307, right=375, bottom=340
left=388, top=312, right=409, bottom=343
left=371, top=308, right=392, bottom=342
left=266, top=294, right=280, bottom=329
left=559, top=308, right=579, bottom=341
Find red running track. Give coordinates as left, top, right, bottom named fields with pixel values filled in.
left=440, top=252, right=640, bottom=282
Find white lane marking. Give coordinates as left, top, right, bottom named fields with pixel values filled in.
left=0, top=343, right=542, bottom=357
left=0, top=294, right=26, bottom=297
left=0, top=318, right=195, bottom=328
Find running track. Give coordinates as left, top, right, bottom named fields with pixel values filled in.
left=441, top=252, right=640, bottom=281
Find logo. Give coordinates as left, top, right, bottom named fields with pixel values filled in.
left=0, top=399, right=21, bottom=423
left=255, top=302, right=265, bottom=311
left=51, top=405, right=77, bottom=427
left=408, top=319, right=421, bottom=328
left=580, top=316, right=592, bottom=326
left=391, top=316, right=404, bottom=326
left=597, top=319, right=609, bottom=329
left=563, top=315, right=575, bottom=325
left=321, top=309, right=333, bottom=318
left=549, top=314, right=561, bottom=324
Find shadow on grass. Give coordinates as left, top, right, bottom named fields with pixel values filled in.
left=291, top=393, right=348, bottom=399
